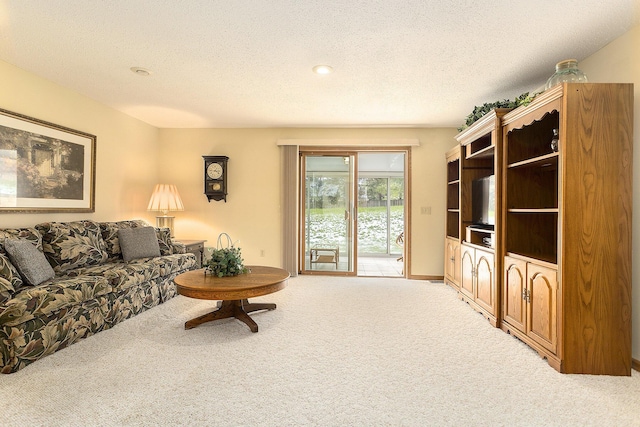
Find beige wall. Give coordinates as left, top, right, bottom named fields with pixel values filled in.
left=158, top=128, right=457, bottom=276
left=0, top=57, right=457, bottom=278
left=579, top=24, right=640, bottom=360
left=0, top=60, right=160, bottom=228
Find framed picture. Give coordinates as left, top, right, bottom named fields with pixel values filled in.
left=0, top=108, right=96, bottom=213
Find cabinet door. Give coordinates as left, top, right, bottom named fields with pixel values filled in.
left=503, top=256, right=527, bottom=333
left=460, top=245, right=475, bottom=299
left=445, top=239, right=455, bottom=280
left=527, top=263, right=558, bottom=353
left=474, top=249, right=495, bottom=313
left=452, top=241, right=461, bottom=285
left=445, top=238, right=461, bottom=287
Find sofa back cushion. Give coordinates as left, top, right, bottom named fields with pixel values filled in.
left=0, top=253, right=22, bottom=302
left=100, top=220, right=173, bottom=261
left=0, top=228, right=43, bottom=253
left=35, top=220, right=108, bottom=273
left=155, top=228, right=174, bottom=256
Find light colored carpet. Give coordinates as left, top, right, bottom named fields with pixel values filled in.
left=1, top=275, right=639, bottom=426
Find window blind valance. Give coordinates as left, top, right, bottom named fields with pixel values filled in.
left=276, top=138, right=419, bottom=147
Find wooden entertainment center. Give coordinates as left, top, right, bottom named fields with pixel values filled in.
left=444, top=83, right=633, bottom=375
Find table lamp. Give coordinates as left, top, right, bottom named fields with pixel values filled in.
left=147, top=184, right=184, bottom=237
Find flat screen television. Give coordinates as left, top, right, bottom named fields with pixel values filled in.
left=472, top=175, right=495, bottom=226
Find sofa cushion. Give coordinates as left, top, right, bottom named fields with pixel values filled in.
left=63, top=261, right=158, bottom=292
left=35, top=220, right=108, bottom=274
left=137, top=253, right=198, bottom=277
left=4, top=239, right=55, bottom=286
left=118, top=227, right=161, bottom=262
left=0, top=274, right=112, bottom=327
left=66, top=253, right=195, bottom=293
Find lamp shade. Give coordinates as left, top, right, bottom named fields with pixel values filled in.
left=147, top=184, right=184, bottom=214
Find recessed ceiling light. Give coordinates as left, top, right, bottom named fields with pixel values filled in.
left=130, top=67, right=152, bottom=76
left=312, top=65, right=333, bottom=75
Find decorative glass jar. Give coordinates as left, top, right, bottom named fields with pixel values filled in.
left=550, top=128, right=559, bottom=152
left=545, top=59, right=588, bottom=90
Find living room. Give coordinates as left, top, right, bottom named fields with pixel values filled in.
left=1, top=2, right=639, bottom=425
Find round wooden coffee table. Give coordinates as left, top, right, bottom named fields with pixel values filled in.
left=174, top=265, right=289, bottom=332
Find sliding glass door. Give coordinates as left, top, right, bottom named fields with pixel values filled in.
left=301, top=153, right=356, bottom=274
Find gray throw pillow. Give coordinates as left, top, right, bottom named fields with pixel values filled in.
left=118, top=227, right=161, bottom=262
left=4, top=239, right=55, bottom=286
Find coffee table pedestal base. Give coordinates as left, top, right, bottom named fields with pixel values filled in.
left=185, top=299, right=276, bottom=332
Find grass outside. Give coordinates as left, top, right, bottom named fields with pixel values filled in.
left=306, top=205, right=403, bottom=254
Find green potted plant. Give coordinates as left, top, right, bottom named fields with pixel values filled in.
left=205, top=233, right=248, bottom=277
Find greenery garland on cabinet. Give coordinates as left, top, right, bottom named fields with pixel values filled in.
left=458, top=92, right=538, bottom=131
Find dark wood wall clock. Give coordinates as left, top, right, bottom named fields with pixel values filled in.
left=203, top=156, right=229, bottom=202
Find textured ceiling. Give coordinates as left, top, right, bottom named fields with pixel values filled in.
left=0, top=1, right=638, bottom=128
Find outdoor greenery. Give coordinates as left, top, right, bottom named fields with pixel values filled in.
left=307, top=206, right=403, bottom=255
left=306, top=174, right=404, bottom=256
left=358, top=177, right=404, bottom=205
left=306, top=176, right=404, bottom=208
left=358, top=206, right=404, bottom=253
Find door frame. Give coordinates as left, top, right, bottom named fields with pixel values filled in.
left=299, top=149, right=357, bottom=276
left=298, top=146, right=411, bottom=277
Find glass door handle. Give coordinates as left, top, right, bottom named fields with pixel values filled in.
left=344, top=210, right=350, bottom=221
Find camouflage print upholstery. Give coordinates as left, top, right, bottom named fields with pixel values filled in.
left=35, top=220, right=109, bottom=274
left=0, top=220, right=197, bottom=374
left=0, top=253, right=23, bottom=299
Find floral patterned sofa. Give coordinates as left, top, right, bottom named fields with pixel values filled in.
left=0, top=219, right=197, bottom=373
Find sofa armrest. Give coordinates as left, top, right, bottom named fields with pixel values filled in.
left=171, top=241, right=187, bottom=254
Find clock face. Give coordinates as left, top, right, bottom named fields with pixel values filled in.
left=206, top=162, right=223, bottom=180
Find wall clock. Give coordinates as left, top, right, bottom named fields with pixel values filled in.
left=203, top=155, right=229, bottom=202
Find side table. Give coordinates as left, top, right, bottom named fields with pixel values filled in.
left=310, top=246, right=339, bottom=269
left=175, top=239, right=207, bottom=268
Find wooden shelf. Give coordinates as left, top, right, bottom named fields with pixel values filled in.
left=466, top=144, right=494, bottom=160
left=467, top=225, right=494, bottom=233
left=466, top=225, right=495, bottom=248
left=508, top=208, right=558, bottom=213
left=508, top=152, right=558, bottom=169
left=506, top=155, right=558, bottom=210
left=505, top=250, right=557, bottom=265
left=505, top=252, right=558, bottom=269
left=462, top=241, right=495, bottom=253
left=504, top=109, right=559, bottom=165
